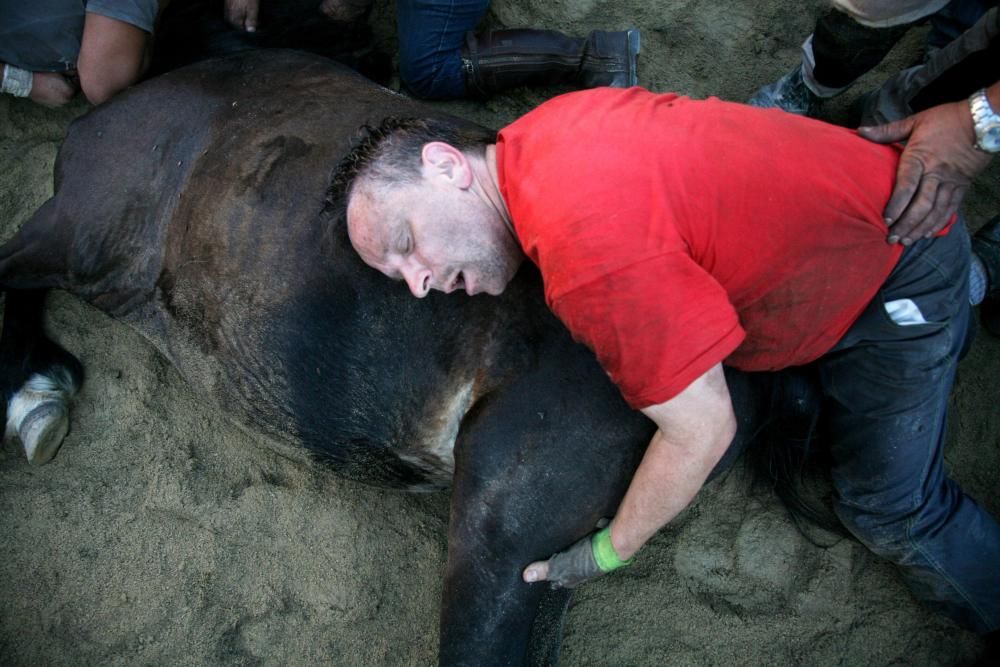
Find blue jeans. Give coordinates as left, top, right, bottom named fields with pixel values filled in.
left=396, top=0, right=489, bottom=99
left=0, top=0, right=157, bottom=72
left=819, top=224, right=999, bottom=633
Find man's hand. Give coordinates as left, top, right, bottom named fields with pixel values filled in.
left=225, top=0, right=260, bottom=32
left=523, top=524, right=631, bottom=588
left=30, top=71, right=78, bottom=107
left=523, top=363, right=736, bottom=590
left=858, top=98, right=992, bottom=245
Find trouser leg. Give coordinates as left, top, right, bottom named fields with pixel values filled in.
left=860, top=5, right=999, bottom=123
left=394, top=0, right=639, bottom=100
left=818, top=227, right=1000, bottom=633
left=748, top=4, right=921, bottom=113
left=927, top=0, right=993, bottom=49
left=395, top=0, right=490, bottom=99
left=806, top=8, right=912, bottom=95
left=0, top=0, right=85, bottom=72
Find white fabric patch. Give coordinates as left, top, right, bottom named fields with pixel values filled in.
left=1, top=64, right=33, bottom=97
left=884, top=298, right=928, bottom=326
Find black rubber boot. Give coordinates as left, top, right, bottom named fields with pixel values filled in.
left=461, top=28, right=640, bottom=98
left=973, top=215, right=1000, bottom=337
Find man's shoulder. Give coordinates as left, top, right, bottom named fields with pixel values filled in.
left=501, top=87, right=688, bottom=135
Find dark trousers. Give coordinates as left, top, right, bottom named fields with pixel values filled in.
left=819, top=225, right=999, bottom=633
left=861, top=5, right=999, bottom=123
left=396, top=0, right=490, bottom=99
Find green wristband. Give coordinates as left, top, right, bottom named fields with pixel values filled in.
left=590, top=526, right=634, bottom=572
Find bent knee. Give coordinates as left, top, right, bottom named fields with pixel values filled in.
left=78, top=12, right=150, bottom=104
left=77, top=53, right=147, bottom=104
left=398, top=54, right=464, bottom=100
left=834, top=485, right=958, bottom=562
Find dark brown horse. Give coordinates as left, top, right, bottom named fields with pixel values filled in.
left=0, top=50, right=818, bottom=665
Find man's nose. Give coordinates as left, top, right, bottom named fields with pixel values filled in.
left=400, top=260, right=432, bottom=298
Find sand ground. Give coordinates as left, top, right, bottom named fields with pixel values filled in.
left=1, top=0, right=999, bottom=664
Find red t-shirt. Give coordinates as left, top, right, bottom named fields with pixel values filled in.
left=496, top=87, right=906, bottom=409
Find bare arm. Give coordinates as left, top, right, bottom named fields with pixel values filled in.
left=523, top=362, right=736, bottom=583
left=1, top=62, right=78, bottom=107
left=609, top=362, right=736, bottom=558
left=857, top=80, right=997, bottom=245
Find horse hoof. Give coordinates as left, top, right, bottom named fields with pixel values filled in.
left=19, top=401, right=69, bottom=465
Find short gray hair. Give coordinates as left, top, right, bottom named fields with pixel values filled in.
left=329, top=116, right=495, bottom=204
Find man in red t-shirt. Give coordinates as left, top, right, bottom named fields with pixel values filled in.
left=340, top=89, right=1000, bottom=636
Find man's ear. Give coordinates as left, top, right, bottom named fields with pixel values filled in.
left=421, top=142, right=474, bottom=189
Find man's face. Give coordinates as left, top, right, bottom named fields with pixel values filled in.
left=347, top=165, right=523, bottom=298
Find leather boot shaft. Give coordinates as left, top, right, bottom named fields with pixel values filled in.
left=461, top=28, right=640, bottom=98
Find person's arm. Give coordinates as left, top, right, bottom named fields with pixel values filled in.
left=522, top=362, right=736, bottom=586
left=1, top=62, right=77, bottom=107
left=857, top=80, right=997, bottom=245
left=225, top=0, right=260, bottom=32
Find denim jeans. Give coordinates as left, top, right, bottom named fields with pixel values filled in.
left=0, top=0, right=158, bottom=73
left=819, top=224, right=999, bottom=633
left=396, top=0, right=489, bottom=99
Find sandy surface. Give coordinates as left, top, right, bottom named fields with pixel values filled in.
left=1, top=0, right=999, bottom=664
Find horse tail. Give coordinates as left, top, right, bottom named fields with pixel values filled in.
left=746, top=367, right=848, bottom=544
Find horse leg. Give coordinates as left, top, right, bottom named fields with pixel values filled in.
left=439, top=344, right=653, bottom=666
left=1, top=200, right=85, bottom=464
left=438, top=352, right=792, bottom=665
left=0, top=289, right=83, bottom=464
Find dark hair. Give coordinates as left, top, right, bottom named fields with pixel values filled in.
left=328, top=116, right=495, bottom=206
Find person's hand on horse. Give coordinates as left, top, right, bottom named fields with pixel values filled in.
left=523, top=522, right=633, bottom=588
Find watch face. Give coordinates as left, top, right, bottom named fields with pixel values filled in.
left=984, top=125, right=1000, bottom=152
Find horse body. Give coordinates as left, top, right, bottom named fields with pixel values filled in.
left=0, top=50, right=803, bottom=664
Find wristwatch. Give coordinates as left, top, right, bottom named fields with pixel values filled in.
left=969, top=88, right=1000, bottom=153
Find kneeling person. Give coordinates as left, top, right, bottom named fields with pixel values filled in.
left=339, top=88, right=1000, bottom=637
left=0, top=0, right=164, bottom=107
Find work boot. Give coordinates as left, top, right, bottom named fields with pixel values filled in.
left=973, top=215, right=1000, bottom=337
left=461, top=28, right=640, bottom=98
left=748, top=64, right=822, bottom=116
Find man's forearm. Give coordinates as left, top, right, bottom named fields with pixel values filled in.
left=521, top=362, right=737, bottom=587
left=610, top=363, right=737, bottom=559
left=610, top=417, right=735, bottom=559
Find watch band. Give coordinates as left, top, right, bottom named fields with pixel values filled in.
left=969, top=88, right=1000, bottom=153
